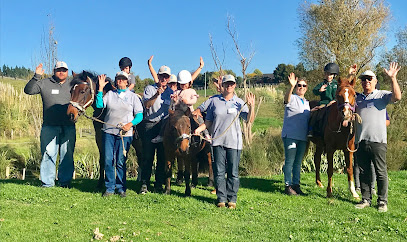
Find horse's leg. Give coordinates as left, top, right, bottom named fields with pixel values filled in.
left=314, top=145, right=324, bottom=188
left=207, top=145, right=214, bottom=187
left=191, top=155, right=198, bottom=188
left=184, top=157, right=191, bottom=196
left=326, top=149, right=334, bottom=198
left=132, top=136, right=143, bottom=182
left=93, top=121, right=104, bottom=189
left=345, top=145, right=359, bottom=199
left=176, top=157, right=184, bottom=185
left=164, top=155, right=174, bottom=195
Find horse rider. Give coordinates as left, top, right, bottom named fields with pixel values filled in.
left=354, top=62, right=402, bottom=213
left=24, top=61, right=76, bottom=188
left=96, top=72, right=143, bottom=197
left=119, top=57, right=136, bottom=91
left=308, top=63, right=339, bottom=137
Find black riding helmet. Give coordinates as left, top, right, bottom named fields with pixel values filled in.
left=119, top=57, right=132, bottom=69
left=324, top=63, right=339, bottom=75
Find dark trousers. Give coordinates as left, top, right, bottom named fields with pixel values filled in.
left=355, top=140, right=388, bottom=204
left=140, top=121, right=166, bottom=187
left=353, top=157, right=376, bottom=190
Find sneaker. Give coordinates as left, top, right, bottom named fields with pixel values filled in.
left=228, top=202, right=237, bottom=209
left=151, top=135, right=163, bottom=143
left=355, top=199, right=370, bottom=209
left=102, top=191, right=114, bottom=197
left=118, top=191, right=127, bottom=198
left=217, top=202, right=226, bottom=208
left=377, top=201, right=388, bottom=213
left=291, top=184, right=305, bottom=195
left=139, top=184, right=148, bottom=194
left=285, top=185, right=298, bottom=196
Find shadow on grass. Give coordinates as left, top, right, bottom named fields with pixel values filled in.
left=239, top=177, right=283, bottom=194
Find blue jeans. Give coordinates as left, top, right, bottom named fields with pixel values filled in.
left=282, top=137, right=307, bottom=186
left=104, top=132, right=133, bottom=193
left=40, top=125, right=76, bottom=187
left=212, top=146, right=241, bottom=203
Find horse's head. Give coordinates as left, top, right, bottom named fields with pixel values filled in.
left=67, top=71, right=97, bottom=122
left=168, top=103, right=192, bottom=155
left=336, top=75, right=356, bottom=121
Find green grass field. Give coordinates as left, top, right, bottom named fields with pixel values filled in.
left=1, top=171, right=406, bottom=241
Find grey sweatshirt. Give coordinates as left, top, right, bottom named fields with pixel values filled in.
left=24, top=73, right=75, bottom=126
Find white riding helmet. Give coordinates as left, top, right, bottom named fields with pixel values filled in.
left=177, top=70, right=192, bottom=84
left=168, top=74, right=177, bottom=83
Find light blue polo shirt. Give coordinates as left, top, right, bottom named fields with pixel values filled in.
left=102, top=89, right=143, bottom=137
left=205, top=94, right=249, bottom=150
left=355, top=90, right=392, bottom=144
left=143, top=84, right=173, bottom=122
left=281, top=94, right=310, bottom=141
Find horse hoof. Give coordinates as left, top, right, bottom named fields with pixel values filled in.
left=210, top=189, right=216, bottom=195
left=164, top=190, right=170, bottom=195
left=185, top=189, right=191, bottom=196
left=316, top=181, right=324, bottom=188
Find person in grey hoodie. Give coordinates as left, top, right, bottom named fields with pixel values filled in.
left=24, top=61, right=76, bottom=188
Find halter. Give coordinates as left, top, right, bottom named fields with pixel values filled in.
left=69, top=76, right=95, bottom=113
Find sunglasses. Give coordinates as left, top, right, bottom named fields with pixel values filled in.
left=297, top=84, right=307, bottom=87
left=361, top=76, right=373, bottom=82
left=159, top=74, right=170, bottom=80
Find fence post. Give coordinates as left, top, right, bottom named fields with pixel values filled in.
left=6, top=166, right=10, bottom=178
left=73, top=170, right=76, bottom=179
left=22, top=168, right=26, bottom=180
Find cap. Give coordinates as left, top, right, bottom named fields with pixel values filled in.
left=115, top=71, right=129, bottom=80
left=158, top=65, right=171, bottom=75
left=177, top=70, right=192, bottom=84
left=222, top=74, right=236, bottom=83
left=359, top=70, right=376, bottom=79
left=169, top=74, right=177, bottom=83
left=54, top=61, right=68, bottom=70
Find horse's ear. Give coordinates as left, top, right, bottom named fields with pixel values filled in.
left=72, top=71, right=76, bottom=77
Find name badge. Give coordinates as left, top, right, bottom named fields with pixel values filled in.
left=164, top=99, right=171, bottom=105
left=367, top=102, right=374, bottom=108
left=227, top=108, right=237, bottom=114
left=51, top=89, right=59, bottom=94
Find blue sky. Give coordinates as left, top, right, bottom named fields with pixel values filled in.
left=1, top=0, right=406, bottom=79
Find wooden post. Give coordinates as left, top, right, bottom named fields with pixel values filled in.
left=22, top=168, right=26, bottom=180
left=6, top=166, right=10, bottom=178
left=73, top=170, right=76, bottom=179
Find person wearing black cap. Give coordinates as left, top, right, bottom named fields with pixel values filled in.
left=119, top=57, right=136, bottom=91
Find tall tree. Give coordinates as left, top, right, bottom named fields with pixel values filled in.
left=297, top=0, right=390, bottom=74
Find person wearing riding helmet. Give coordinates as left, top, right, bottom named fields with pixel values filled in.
left=148, top=55, right=204, bottom=84
left=308, top=63, right=339, bottom=137
left=151, top=70, right=201, bottom=143
left=168, top=74, right=178, bottom=92
left=96, top=71, right=143, bottom=197
left=119, top=57, right=136, bottom=91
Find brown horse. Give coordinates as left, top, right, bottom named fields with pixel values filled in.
left=309, top=75, right=360, bottom=199
left=66, top=71, right=143, bottom=187
left=163, top=103, right=214, bottom=196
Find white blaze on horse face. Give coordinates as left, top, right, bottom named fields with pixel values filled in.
left=344, top=89, right=349, bottom=103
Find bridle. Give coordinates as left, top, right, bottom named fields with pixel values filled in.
left=70, top=76, right=95, bottom=113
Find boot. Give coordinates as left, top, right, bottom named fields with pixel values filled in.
left=291, top=184, right=305, bottom=195
left=285, top=185, right=298, bottom=196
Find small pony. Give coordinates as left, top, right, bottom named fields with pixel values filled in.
left=163, top=103, right=214, bottom=196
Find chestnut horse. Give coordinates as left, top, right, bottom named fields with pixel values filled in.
left=66, top=71, right=143, bottom=187
left=163, top=103, right=214, bottom=196
left=309, top=75, right=360, bottom=199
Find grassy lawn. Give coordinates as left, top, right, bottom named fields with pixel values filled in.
left=1, top=171, right=406, bottom=241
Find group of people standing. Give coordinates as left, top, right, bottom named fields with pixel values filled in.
left=281, top=62, right=402, bottom=212
left=24, top=56, right=255, bottom=209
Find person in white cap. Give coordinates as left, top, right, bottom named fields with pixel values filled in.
left=24, top=61, right=76, bottom=188
left=194, top=75, right=255, bottom=209
left=354, top=62, right=402, bottom=212
left=96, top=71, right=143, bottom=197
